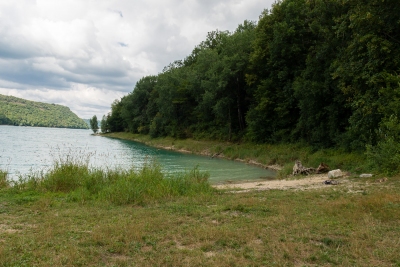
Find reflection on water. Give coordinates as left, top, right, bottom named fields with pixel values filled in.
left=0, top=125, right=275, bottom=183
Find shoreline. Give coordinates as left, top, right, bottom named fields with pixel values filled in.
left=101, top=133, right=283, bottom=172
left=99, top=133, right=388, bottom=193
left=99, top=132, right=346, bottom=191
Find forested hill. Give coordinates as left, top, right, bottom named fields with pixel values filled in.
left=103, top=0, right=399, bottom=157
left=0, top=94, right=88, bottom=129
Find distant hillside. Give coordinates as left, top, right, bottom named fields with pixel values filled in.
left=82, top=118, right=101, bottom=128
left=82, top=119, right=91, bottom=127
left=0, top=94, right=89, bottom=129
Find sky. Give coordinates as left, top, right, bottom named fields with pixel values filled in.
left=0, top=0, right=275, bottom=119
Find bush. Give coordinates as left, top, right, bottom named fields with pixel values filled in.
left=366, top=137, right=400, bottom=175
left=366, top=115, right=400, bottom=175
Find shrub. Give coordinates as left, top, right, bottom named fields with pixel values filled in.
left=366, top=137, right=400, bottom=175
left=366, top=115, right=400, bottom=175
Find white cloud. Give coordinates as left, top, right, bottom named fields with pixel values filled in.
left=0, top=0, right=274, bottom=119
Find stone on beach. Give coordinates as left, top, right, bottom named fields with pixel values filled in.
left=328, top=169, right=343, bottom=179
left=359, top=174, right=373, bottom=178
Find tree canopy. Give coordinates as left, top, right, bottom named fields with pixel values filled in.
left=103, top=0, right=400, bottom=155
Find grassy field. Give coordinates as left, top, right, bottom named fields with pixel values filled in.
left=1, top=174, right=400, bottom=266
left=1, top=135, right=399, bottom=266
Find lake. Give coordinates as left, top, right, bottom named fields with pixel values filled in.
left=0, top=125, right=275, bottom=183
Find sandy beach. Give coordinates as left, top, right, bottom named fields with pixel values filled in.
left=214, top=173, right=340, bottom=192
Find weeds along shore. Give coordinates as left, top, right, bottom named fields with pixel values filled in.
left=0, top=155, right=214, bottom=205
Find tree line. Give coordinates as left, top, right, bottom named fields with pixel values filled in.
left=102, top=0, right=400, bottom=154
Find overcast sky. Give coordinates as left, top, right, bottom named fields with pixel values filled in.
left=0, top=0, right=274, bottom=119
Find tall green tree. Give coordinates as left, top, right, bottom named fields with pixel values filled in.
left=246, top=0, right=311, bottom=143
left=332, top=0, right=400, bottom=149
left=120, top=76, right=157, bottom=134
left=106, top=100, right=125, bottom=132
left=100, top=115, right=109, bottom=133
left=89, top=115, right=99, bottom=134
left=293, top=0, right=350, bottom=148
left=194, top=22, right=256, bottom=140
left=152, top=62, right=198, bottom=138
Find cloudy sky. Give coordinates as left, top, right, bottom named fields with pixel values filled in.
left=0, top=0, right=274, bottom=119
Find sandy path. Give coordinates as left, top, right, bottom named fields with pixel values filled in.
left=214, top=174, right=335, bottom=192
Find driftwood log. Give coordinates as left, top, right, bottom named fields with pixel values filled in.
left=293, top=161, right=330, bottom=176
left=292, top=160, right=316, bottom=175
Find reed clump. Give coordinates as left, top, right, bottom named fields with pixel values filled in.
left=0, top=169, right=9, bottom=189
left=8, top=154, right=213, bottom=205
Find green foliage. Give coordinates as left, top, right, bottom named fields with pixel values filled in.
left=89, top=115, right=99, bottom=134
left=0, top=94, right=88, bottom=129
left=366, top=115, right=400, bottom=175
left=119, top=76, right=157, bottom=134
left=246, top=0, right=310, bottom=143
left=107, top=99, right=125, bottom=132
left=366, top=137, right=400, bottom=175
left=100, top=115, right=109, bottom=133
left=292, top=1, right=350, bottom=148
left=102, top=0, right=400, bottom=168
left=332, top=0, right=400, bottom=149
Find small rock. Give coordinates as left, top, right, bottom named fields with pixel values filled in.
left=323, top=180, right=339, bottom=185
left=359, top=174, right=373, bottom=178
left=328, top=169, right=343, bottom=179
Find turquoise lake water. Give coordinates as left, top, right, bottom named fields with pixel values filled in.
left=0, top=125, right=275, bottom=184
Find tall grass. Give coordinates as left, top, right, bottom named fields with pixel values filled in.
left=9, top=153, right=213, bottom=205
left=0, top=168, right=9, bottom=189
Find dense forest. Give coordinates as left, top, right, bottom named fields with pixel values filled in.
left=103, top=0, right=399, bottom=154
left=0, top=94, right=88, bottom=129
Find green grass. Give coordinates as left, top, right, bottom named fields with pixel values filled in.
left=1, top=175, right=400, bottom=266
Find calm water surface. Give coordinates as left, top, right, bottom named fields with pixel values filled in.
left=0, top=126, right=275, bottom=183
